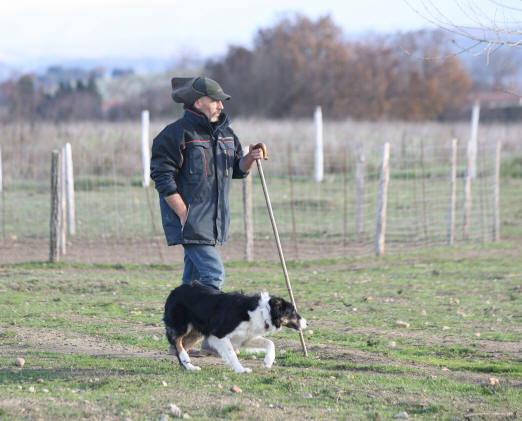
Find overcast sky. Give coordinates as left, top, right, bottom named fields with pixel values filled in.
left=0, top=0, right=517, bottom=65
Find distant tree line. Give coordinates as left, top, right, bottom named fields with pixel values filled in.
left=0, top=14, right=519, bottom=123
left=0, top=73, right=102, bottom=122
left=205, top=15, right=475, bottom=120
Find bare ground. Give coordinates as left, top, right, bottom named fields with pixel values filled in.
left=3, top=324, right=520, bottom=390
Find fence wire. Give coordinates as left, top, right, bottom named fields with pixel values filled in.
left=0, top=119, right=517, bottom=264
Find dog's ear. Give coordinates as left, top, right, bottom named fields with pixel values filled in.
left=269, top=297, right=284, bottom=328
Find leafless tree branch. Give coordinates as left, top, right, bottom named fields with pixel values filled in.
left=404, top=0, right=522, bottom=48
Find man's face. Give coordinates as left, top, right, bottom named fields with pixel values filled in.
left=194, top=96, right=224, bottom=123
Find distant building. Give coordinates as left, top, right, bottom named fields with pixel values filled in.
left=111, top=68, right=135, bottom=78
left=466, top=90, right=522, bottom=121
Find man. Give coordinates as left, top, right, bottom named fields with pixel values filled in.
left=150, top=76, right=265, bottom=355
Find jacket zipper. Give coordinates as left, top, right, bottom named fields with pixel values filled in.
left=226, top=149, right=230, bottom=177
left=202, top=148, right=208, bottom=177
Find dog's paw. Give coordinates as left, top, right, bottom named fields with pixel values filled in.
left=264, top=356, right=275, bottom=368
left=234, top=366, right=252, bottom=374
left=185, top=363, right=201, bottom=371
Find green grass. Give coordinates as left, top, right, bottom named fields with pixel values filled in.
left=1, top=244, right=521, bottom=420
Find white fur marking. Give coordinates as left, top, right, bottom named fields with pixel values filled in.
left=299, top=318, right=307, bottom=329
left=243, top=336, right=275, bottom=368
left=207, top=335, right=251, bottom=373
left=179, top=349, right=200, bottom=371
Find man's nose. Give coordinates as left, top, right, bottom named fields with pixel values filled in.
left=217, top=101, right=224, bottom=110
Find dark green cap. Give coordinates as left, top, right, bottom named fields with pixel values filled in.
left=171, top=76, right=231, bottom=104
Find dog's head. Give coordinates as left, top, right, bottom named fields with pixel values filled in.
left=268, top=296, right=307, bottom=330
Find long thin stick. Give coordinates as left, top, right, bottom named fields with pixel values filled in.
left=256, top=159, right=308, bottom=356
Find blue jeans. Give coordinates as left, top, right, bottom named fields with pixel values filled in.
left=182, top=245, right=225, bottom=290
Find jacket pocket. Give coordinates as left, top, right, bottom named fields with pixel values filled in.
left=185, top=141, right=211, bottom=182
left=218, top=140, right=235, bottom=178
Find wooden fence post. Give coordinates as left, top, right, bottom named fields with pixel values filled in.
left=447, top=139, right=457, bottom=245
left=492, top=140, right=501, bottom=242
left=314, top=106, right=323, bottom=183
left=50, top=150, right=62, bottom=262
left=463, top=140, right=472, bottom=239
left=0, top=146, right=4, bottom=241
left=356, top=144, right=365, bottom=234
left=141, top=110, right=150, bottom=187
left=64, top=142, right=75, bottom=235
left=375, top=143, right=390, bottom=256
left=420, top=140, right=429, bottom=241
left=0, top=146, right=3, bottom=194
left=243, top=147, right=254, bottom=262
left=343, top=146, right=348, bottom=252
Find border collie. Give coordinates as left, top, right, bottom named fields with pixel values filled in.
left=163, top=281, right=307, bottom=373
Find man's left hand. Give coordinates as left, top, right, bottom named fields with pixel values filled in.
left=241, top=143, right=268, bottom=172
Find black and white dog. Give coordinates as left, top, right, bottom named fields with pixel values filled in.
left=163, top=281, right=307, bottom=373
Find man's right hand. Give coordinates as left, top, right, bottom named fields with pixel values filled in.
left=164, top=193, right=188, bottom=226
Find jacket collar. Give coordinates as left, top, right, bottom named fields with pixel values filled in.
left=183, top=105, right=230, bottom=135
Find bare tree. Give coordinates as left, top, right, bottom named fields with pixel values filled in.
left=404, top=0, right=522, bottom=52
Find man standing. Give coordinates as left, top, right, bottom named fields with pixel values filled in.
left=150, top=76, right=264, bottom=328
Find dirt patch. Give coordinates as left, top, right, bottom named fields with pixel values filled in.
left=4, top=326, right=164, bottom=359
left=0, top=236, right=372, bottom=265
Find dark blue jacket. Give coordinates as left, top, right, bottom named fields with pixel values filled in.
left=150, top=106, right=248, bottom=246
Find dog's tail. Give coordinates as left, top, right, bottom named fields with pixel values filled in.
left=162, top=318, right=178, bottom=346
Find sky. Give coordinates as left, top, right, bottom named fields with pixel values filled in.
left=0, top=0, right=519, bottom=69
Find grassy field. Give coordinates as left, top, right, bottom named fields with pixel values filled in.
left=0, top=242, right=521, bottom=420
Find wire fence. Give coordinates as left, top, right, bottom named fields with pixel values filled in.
left=0, top=118, right=519, bottom=264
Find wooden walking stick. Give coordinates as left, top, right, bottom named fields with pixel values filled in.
left=252, top=143, right=308, bottom=356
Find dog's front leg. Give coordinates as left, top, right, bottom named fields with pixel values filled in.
left=243, top=337, right=275, bottom=368
left=207, top=335, right=252, bottom=373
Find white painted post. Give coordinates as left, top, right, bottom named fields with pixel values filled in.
left=447, top=139, right=457, bottom=245
left=463, top=140, right=472, bottom=240
left=492, top=140, right=501, bottom=242
left=64, top=142, right=75, bottom=235
left=469, top=100, right=480, bottom=179
left=141, top=110, right=151, bottom=187
left=59, top=148, right=66, bottom=256
left=314, top=106, right=323, bottom=183
left=375, top=143, right=390, bottom=256
left=356, top=144, right=365, bottom=233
